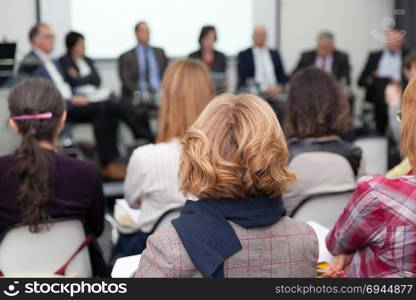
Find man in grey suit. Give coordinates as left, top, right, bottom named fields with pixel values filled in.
left=118, top=21, right=168, bottom=141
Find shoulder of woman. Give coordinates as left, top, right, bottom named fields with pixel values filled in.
left=214, top=50, right=226, bottom=57
left=0, top=155, right=14, bottom=176
left=142, top=225, right=182, bottom=261
left=55, top=152, right=99, bottom=180
left=354, top=173, right=405, bottom=202
left=134, top=141, right=180, bottom=157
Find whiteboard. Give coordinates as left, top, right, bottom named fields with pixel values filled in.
left=70, top=0, right=254, bottom=58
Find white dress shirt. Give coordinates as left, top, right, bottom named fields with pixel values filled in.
left=377, top=49, right=402, bottom=82
left=124, top=139, right=186, bottom=233
left=74, top=57, right=92, bottom=77
left=34, top=48, right=72, bottom=100
left=253, top=46, right=277, bottom=91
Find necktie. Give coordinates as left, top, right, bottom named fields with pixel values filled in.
left=143, top=47, right=151, bottom=91
left=321, top=57, right=326, bottom=71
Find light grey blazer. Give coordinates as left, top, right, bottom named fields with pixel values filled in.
left=133, top=216, right=318, bottom=278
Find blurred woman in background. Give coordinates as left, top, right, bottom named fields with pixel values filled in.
left=113, top=59, right=215, bottom=259
left=59, top=31, right=152, bottom=170
left=59, top=31, right=101, bottom=89
left=189, top=26, right=227, bottom=91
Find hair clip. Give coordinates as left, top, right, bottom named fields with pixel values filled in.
left=11, top=112, right=53, bottom=121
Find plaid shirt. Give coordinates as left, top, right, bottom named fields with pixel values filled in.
left=326, top=174, right=416, bottom=278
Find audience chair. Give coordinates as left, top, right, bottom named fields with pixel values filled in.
left=0, top=218, right=93, bottom=277
left=291, top=190, right=354, bottom=229
left=150, top=207, right=182, bottom=234
left=354, top=136, right=387, bottom=174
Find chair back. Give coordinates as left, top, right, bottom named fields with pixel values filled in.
left=292, top=191, right=354, bottom=229
left=151, top=208, right=182, bottom=234
left=0, top=218, right=92, bottom=277
left=354, top=137, right=387, bottom=174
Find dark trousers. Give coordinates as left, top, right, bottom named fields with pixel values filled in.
left=120, top=98, right=155, bottom=142
left=67, top=100, right=119, bottom=165
left=111, top=231, right=150, bottom=265
left=370, top=78, right=391, bottom=135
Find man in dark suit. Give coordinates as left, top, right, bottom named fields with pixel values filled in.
left=293, top=31, right=350, bottom=84
left=237, top=25, right=287, bottom=99
left=18, top=24, right=125, bottom=180
left=358, top=28, right=407, bottom=135
left=118, top=21, right=169, bottom=141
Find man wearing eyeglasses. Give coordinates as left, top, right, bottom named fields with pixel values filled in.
left=17, top=23, right=126, bottom=181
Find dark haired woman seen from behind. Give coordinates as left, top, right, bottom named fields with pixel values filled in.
left=283, top=67, right=365, bottom=216
left=0, top=78, right=107, bottom=276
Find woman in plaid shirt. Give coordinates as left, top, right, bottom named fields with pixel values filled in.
left=326, top=78, right=416, bottom=278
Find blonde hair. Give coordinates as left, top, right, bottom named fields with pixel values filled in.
left=180, top=93, right=296, bottom=199
left=157, top=59, right=215, bottom=143
left=401, top=77, right=416, bottom=170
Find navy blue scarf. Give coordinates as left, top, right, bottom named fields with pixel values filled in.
left=171, top=196, right=286, bottom=278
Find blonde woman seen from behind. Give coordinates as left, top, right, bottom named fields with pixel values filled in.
left=134, top=94, right=318, bottom=278
left=114, top=59, right=215, bottom=259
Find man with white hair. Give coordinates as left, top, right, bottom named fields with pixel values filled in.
left=237, top=25, right=287, bottom=100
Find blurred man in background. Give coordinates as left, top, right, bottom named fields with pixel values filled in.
left=237, top=25, right=287, bottom=100
left=358, top=28, right=407, bottom=135
left=293, top=31, right=350, bottom=84
left=118, top=21, right=169, bottom=142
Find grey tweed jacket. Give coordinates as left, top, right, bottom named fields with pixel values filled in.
left=133, top=216, right=318, bottom=278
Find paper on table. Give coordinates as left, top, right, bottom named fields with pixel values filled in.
left=74, top=85, right=112, bottom=103
left=307, top=221, right=334, bottom=263
left=87, top=88, right=112, bottom=102
left=111, top=255, right=141, bottom=278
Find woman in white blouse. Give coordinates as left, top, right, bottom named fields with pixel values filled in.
left=116, top=59, right=215, bottom=257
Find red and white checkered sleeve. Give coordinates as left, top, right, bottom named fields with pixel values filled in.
left=325, top=176, right=385, bottom=255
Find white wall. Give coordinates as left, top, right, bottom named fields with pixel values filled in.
left=71, top=0, right=254, bottom=58
left=280, top=0, right=394, bottom=89
left=0, top=0, right=36, bottom=62
left=253, top=0, right=278, bottom=48
left=40, top=0, right=71, bottom=57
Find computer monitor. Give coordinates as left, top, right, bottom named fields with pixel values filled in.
left=0, top=43, right=17, bottom=87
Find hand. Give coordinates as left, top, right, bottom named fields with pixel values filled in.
left=68, top=67, right=79, bottom=79
left=266, top=85, right=284, bottom=99
left=385, top=83, right=402, bottom=107
left=323, top=253, right=353, bottom=278
left=366, top=71, right=379, bottom=85
left=71, top=95, right=89, bottom=106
